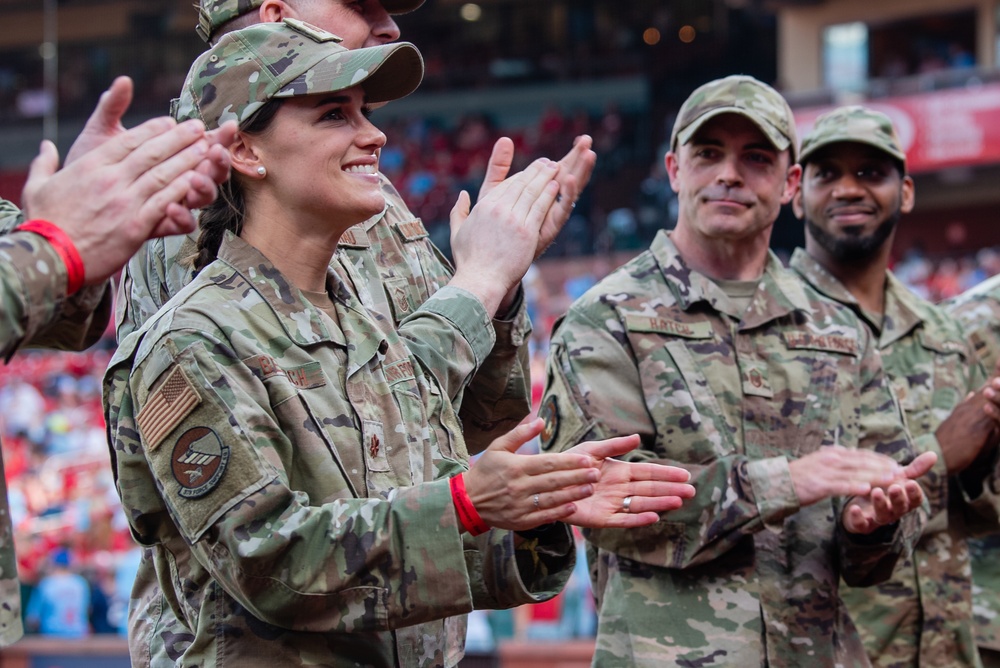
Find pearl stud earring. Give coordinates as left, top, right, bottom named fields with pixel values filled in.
left=257, top=166, right=267, bottom=177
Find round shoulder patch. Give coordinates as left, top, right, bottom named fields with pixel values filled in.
left=171, top=427, right=230, bottom=498
left=539, top=395, right=560, bottom=450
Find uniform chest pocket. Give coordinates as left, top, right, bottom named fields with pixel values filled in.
left=894, top=331, right=970, bottom=434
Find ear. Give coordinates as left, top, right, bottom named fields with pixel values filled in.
left=781, top=163, right=802, bottom=206
left=259, top=0, right=295, bottom=23
left=228, top=132, right=265, bottom=180
left=665, top=151, right=681, bottom=194
left=791, top=182, right=805, bottom=219
left=900, top=175, right=916, bottom=214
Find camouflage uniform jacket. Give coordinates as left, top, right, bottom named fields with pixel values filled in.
left=793, top=249, right=997, bottom=668
left=944, top=274, right=1000, bottom=652
left=540, top=231, right=922, bottom=668
left=0, top=205, right=112, bottom=647
left=103, top=233, right=573, bottom=667
left=115, top=175, right=531, bottom=454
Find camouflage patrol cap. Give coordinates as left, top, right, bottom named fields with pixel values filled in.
left=670, top=74, right=798, bottom=161
left=799, top=105, right=907, bottom=171
left=175, top=19, right=423, bottom=130
left=197, top=0, right=426, bottom=43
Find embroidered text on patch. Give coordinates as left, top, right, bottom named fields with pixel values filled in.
left=137, top=366, right=203, bottom=452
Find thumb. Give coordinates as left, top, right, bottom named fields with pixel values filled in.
left=902, top=451, right=938, bottom=480
left=479, top=137, right=514, bottom=201
left=23, top=140, right=60, bottom=207
left=449, top=189, right=471, bottom=247
left=569, top=434, right=641, bottom=462
left=486, top=418, right=544, bottom=455
left=90, top=76, right=133, bottom=134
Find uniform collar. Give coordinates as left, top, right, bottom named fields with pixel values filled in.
left=789, top=248, right=923, bottom=345
left=215, top=232, right=389, bottom=369
left=649, top=229, right=810, bottom=329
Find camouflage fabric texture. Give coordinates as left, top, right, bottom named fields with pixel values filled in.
left=799, top=105, right=907, bottom=169
left=540, top=231, right=923, bottom=667
left=794, top=250, right=996, bottom=667
left=104, top=233, right=573, bottom=667
left=175, top=20, right=423, bottom=130
left=196, top=0, right=427, bottom=42
left=0, top=208, right=119, bottom=647
left=945, top=275, right=1000, bottom=653
left=670, top=74, right=798, bottom=160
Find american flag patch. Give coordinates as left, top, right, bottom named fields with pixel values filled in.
left=137, top=366, right=203, bottom=452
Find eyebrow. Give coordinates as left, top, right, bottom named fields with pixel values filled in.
left=311, top=95, right=352, bottom=108
left=691, top=136, right=777, bottom=153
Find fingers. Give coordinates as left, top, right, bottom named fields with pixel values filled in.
left=206, top=120, right=239, bottom=151
left=149, top=202, right=199, bottom=239
left=133, top=172, right=205, bottom=244
left=569, top=434, right=642, bottom=462
left=88, top=116, right=191, bottom=169
left=184, top=161, right=227, bottom=211
left=23, top=140, right=60, bottom=207
left=478, top=137, right=515, bottom=201
left=65, top=77, right=133, bottom=166
left=510, top=159, right=559, bottom=231
left=118, top=120, right=211, bottom=189
left=485, top=418, right=545, bottom=455
left=899, top=451, right=937, bottom=480
left=448, top=190, right=472, bottom=246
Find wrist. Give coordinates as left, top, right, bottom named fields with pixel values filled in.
left=16, top=219, right=85, bottom=295
left=449, top=473, right=490, bottom=536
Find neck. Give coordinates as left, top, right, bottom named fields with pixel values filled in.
left=670, top=222, right=770, bottom=281
left=804, top=235, right=892, bottom=316
left=240, top=197, right=349, bottom=293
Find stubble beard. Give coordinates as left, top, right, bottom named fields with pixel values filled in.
left=805, top=208, right=900, bottom=266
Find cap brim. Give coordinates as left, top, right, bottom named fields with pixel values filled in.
left=676, top=107, right=792, bottom=157
left=278, top=42, right=424, bottom=105
left=799, top=136, right=906, bottom=169
left=381, top=0, right=424, bottom=14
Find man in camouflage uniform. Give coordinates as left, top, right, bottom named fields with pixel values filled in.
left=540, top=75, right=934, bottom=666
left=0, top=83, right=233, bottom=646
left=944, top=274, right=1000, bottom=667
left=115, top=0, right=597, bottom=454
left=104, top=25, right=697, bottom=666
left=791, top=105, right=1000, bottom=668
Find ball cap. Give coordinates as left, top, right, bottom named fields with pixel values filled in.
left=670, top=74, right=798, bottom=162
left=197, top=0, right=426, bottom=43
left=799, top=105, right=907, bottom=171
left=175, top=19, right=424, bottom=130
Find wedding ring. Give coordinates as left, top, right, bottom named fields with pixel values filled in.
left=622, top=496, right=633, bottom=513
left=533, top=493, right=540, bottom=509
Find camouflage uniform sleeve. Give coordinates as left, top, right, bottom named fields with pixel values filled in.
left=541, top=309, right=802, bottom=570
left=397, top=285, right=497, bottom=414
left=0, top=206, right=110, bottom=353
left=458, top=286, right=532, bottom=455
left=117, top=325, right=556, bottom=632
left=115, top=233, right=199, bottom=342
left=836, top=332, right=925, bottom=587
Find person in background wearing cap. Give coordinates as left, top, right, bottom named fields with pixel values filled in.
left=103, top=22, right=695, bottom=667
left=539, top=75, right=935, bottom=666
left=110, top=0, right=597, bottom=457
left=0, top=78, right=235, bottom=647
left=944, top=271, right=1000, bottom=668
left=791, top=105, right=1000, bottom=667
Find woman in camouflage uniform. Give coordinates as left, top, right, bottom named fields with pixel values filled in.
left=103, top=20, right=694, bottom=667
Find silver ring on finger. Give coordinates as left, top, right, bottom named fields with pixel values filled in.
left=622, top=496, right=633, bottom=513
left=533, top=493, right=540, bottom=509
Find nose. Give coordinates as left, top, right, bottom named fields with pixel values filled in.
left=366, top=4, right=401, bottom=45
left=358, top=116, right=387, bottom=151
left=831, top=173, right=864, bottom=200
left=715, top=154, right=743, bottom=187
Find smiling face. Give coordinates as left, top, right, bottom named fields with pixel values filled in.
left=238, top=86, right=387, bottom=234
left=666, top=113, right=800, bottom=245
left=794, top=141, right=914, bottom=264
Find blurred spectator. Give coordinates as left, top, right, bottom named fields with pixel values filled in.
left=25, top=548, right=90, bottom=638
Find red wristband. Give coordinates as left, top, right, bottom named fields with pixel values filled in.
left=17, top=219, right=85, bottom=295
left=449, top=473, right=490, bottom=536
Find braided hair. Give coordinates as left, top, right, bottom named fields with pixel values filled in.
left=192, top=99, right=285, bottom=274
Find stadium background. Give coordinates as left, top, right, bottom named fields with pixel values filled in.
left=0, top=0, right=997, bottom=665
